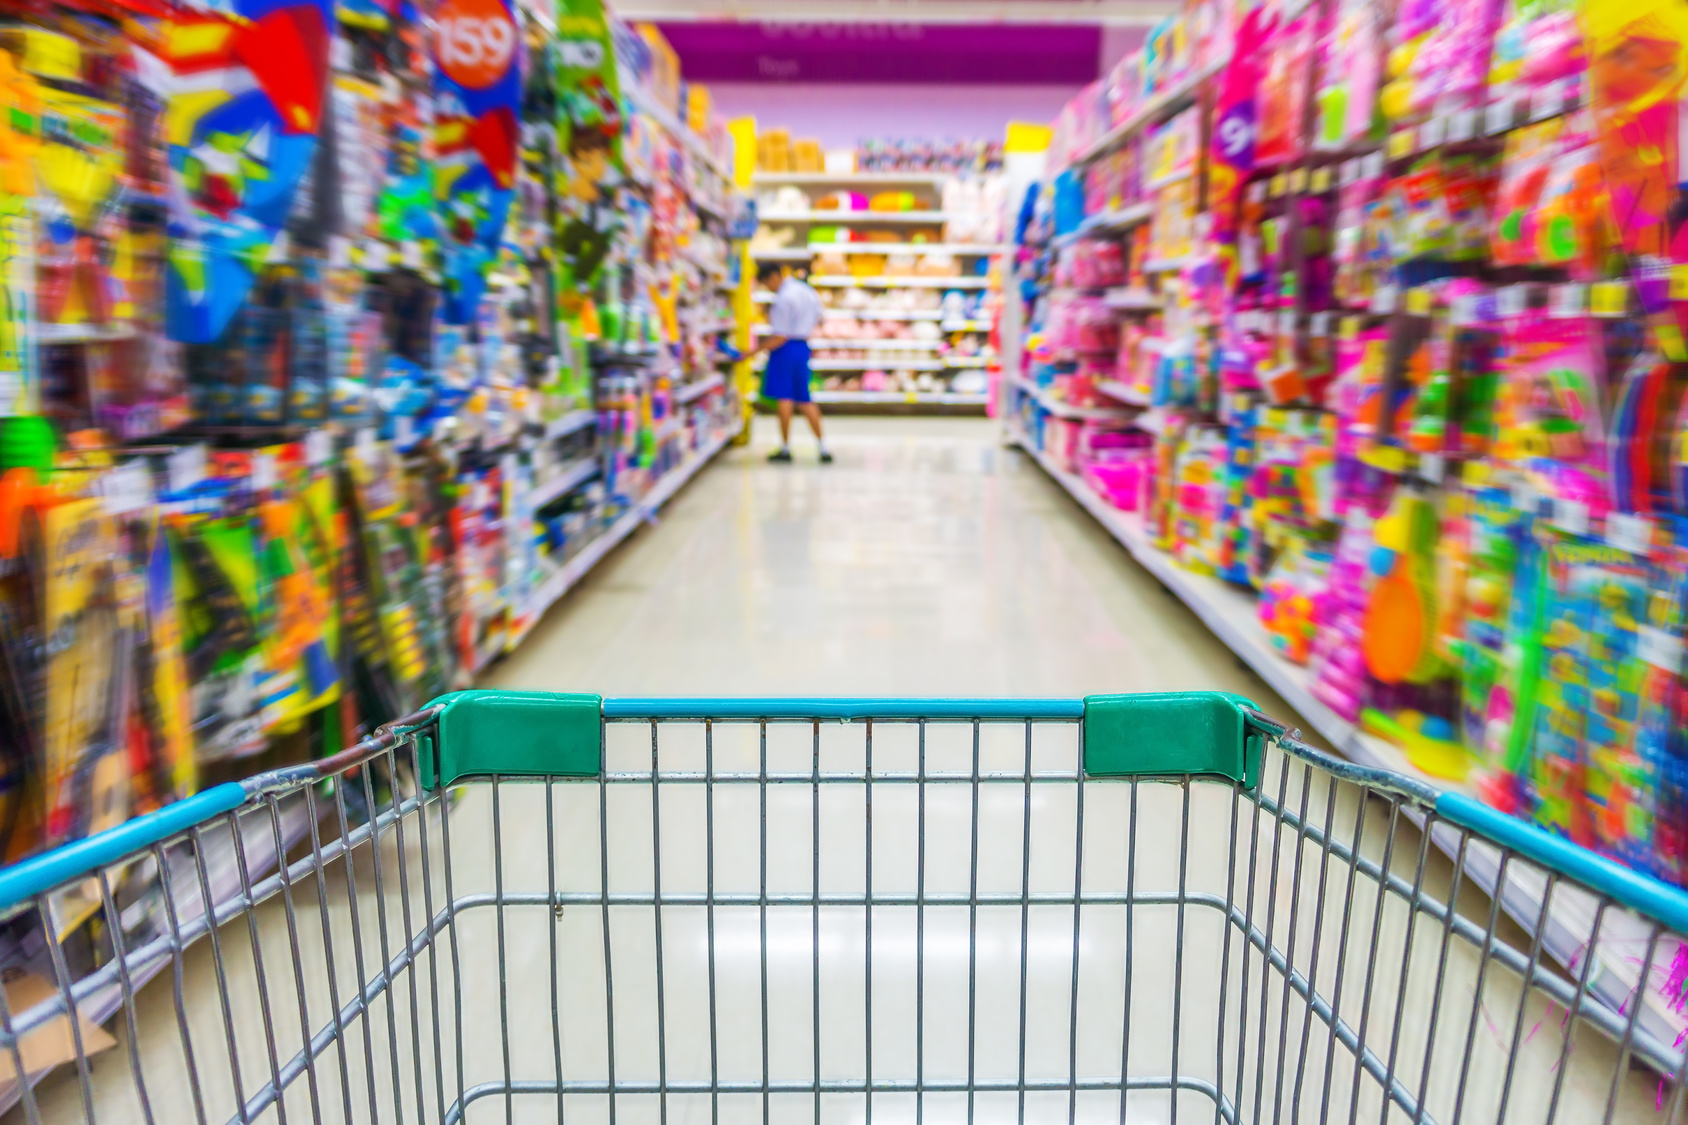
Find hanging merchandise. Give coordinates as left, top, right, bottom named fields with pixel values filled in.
left=158, top=0, right=332, bottom=344
left=553, top=0, right=623, bottom=309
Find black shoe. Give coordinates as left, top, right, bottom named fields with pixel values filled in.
left=818, top=450, right=834, bottom=464
left=768, top=448, right=792, bottom=463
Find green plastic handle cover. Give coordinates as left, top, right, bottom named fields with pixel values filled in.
left=425, top=690, right=604, bottom=787
left=1082, top=691, right=1265, bottom=789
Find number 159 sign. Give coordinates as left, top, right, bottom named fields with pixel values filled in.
left=437, top=0, right=517, bottom=90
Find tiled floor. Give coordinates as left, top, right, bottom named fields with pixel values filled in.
left=26, top=418, right=1666, bottom=1124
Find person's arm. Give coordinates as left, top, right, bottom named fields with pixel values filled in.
left=764, top=284, right=794, bottom=351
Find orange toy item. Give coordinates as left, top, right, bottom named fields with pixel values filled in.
left=1362, top=491, right=1443, bottom=683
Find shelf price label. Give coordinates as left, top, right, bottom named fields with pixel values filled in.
left=1552, top=497, right=1589, bottom=536
left=1549, top=283, right=1585, bottom=318
left=1669, top=265, right=1688, bottom=301
left=1372, top=284, right=1399, bottom=314
left=1310, top=167, right=1332, bottom=193
left=101, top=461, right=154, bottom=516
left=1498, top=284, right=1529, bottom=318
left=1607, top=511, right=1653, bottom=555
left=1406, top=287, right=1433, bottom=316
left=1418, top=115, right=1446, bottom=150
left=1486, top=96, right=1517, bottom=134
left=1340, top=159, right=1359, bottom=187
left=305, top=429, right=334, bottom=466
left=1417, top=451, right=1445, bottom=484
left=1387, top=130, right=1416, bottom=159
left=1447, top=109, right=1477, bottom=142
left=167, top=444, right=208, bottom=494
left=1288, top=167, right=1309, bottom=194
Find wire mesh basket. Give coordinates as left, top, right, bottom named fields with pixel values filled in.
left=0, top=690, right=1684, bottom=1125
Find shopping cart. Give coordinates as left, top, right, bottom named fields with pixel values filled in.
left=0, top=691, right=1684, bottom=1125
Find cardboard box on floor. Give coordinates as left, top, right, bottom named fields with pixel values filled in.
left=0, top=970, right=117, bottom=1086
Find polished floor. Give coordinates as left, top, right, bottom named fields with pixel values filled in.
left=28, top=418, right=1665, bottom=1124
left=489, top=416, right=1283, bottom=704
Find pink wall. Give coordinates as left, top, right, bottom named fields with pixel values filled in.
left=702, top=28, right=1144, bottom=150
left=706, top=83, right=1083, bottom=149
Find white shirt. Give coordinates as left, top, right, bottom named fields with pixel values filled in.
left=767, top=276, right=823, bottom=341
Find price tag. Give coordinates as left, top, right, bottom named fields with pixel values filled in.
left=401, top=240, right=424, bottom=270
left=1553, top=497, right=1589, bottom=535
left=354, top=426, right=377, bottom=461
left=1452, top=292, right=1479, bottom=326
left=1512, top=483, right=1538, bottom=516
left=101, top=461, right=153, bottom=516
left=394, top=414, right=415, bottom=447
left=251, top=451, right=277, bottom=492
left=1340, top=315, right=1361, bottom=340
left=1247, top=182, right=1266, bottom=204
left=1590, top=281, right=1628, bottom=318
left=1607, top=511, right=1653, bottom=554
left=328, top=236, right=352, bottom=269
left=1486, top=96, right=1516, bottom=134
left=305, top=428, right=334, bottom=466
left=1532, top=79, right=1567, bottom=121
left=1498, top=284, right=1529, bottom=318
left=167, top=444, right=207, bottom=494
left=1310, top=167, right=1332, bottom=193
left=1418, top=451, right=1445, bottom=484
left=1372, top=284, right=1398, bottom=314
left=1278, top=309, right=1297, bottom=336
left=1309, top=311, right=1331, bottom=338
left=1362, top=152, right=1385, bottom=180
left=1419, top=115, right=1446, bottom=150
left=1669, top=265, right=1688, bottom=301
left=1406, top=287, right=1433, bottom=316
left=1550, top=283, right=1586, bottom=318
left=1288, top=167, right=1309, bottom=193
left=1340, top=159, right=1359, bottom=187
left=364, top=239, right=389, bottom=272
left=1639, top=626, right=1684, bottom=674
left=1270, top=173, right=1288, bottom=198
left=1448, top=108, right=1477, bottom=142
left=1387, top=130, right=1416, bottom=159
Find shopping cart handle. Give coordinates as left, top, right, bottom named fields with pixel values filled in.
left=1436, top=790, right=1688, bottom=937
left=0, top=783, right=248, bottom=911
left=1083, top=691, right=1264, bottom=788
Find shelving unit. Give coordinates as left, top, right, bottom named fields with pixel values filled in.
left=1006, top=429, right=1684, bottom=1058
left=760, top=210, right=955, bottom=224
left=752, top=171, right=955, bottom=186
left=809, top=276, right=990, bottom=289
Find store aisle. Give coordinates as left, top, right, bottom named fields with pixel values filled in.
left=487, top=415, right=1293, bottom=711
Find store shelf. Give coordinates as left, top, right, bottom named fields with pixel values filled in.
left=944, top=356, right=993, bottom=367
left=515, top=430, right=731, bottom=646
left=544, top=410, right=597, bottom=440
left=37, top=323, right=139, bottom=344
left=811, top=339, right=941, bottom=351
left=941, top=319, right=991, bottom=331
left=753, top=171, right=956, bottom=186
left=1007, top=375, right=1134, bottom=422
left=813, top=391, right=987, bottom=405
left=763, top=309, right=944, bottom=321
left=1141, top=256, right=1191, bottom=274
left=527, top=457, right=600, bottom=510
left=754, top=242, right=1006, bottom=259
left=625, top=85, right=730, bottom=181
left=808, top=276, right=990, bottom=289
left=1006, top=429, right=1686, bottom=1064
left=1095, top=380, right=1151, bottom=406
left=1104, top=287, right=1161, bottom=311
left=674, top=374, right=725, bottom=403
left=1070, top=56, right=1229, bottom=169
left=760, top=210, right=955, bottom=224
left=760, top=358, right=946, bottom=372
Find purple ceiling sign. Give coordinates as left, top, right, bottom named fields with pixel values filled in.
left=654, top=22, right=1102, bottom=85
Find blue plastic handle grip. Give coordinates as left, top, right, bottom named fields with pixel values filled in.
left=1436, top=791, right=1688, bottom=936
left=602, top=697, right=1086, bottom=720
left=0, top=783, right=249, bottom=911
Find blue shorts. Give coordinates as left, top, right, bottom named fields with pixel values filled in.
left=760, top=339, right=812, bottom=403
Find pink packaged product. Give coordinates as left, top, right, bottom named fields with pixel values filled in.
left=1054, top=239, right=1126, bottom=290
left=1049, top=416, right=1086, bottom=470
left=1107, top=50, right=1146, bottom=127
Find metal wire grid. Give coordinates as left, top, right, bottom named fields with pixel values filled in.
left=0, top=710, right=1681, bottom=1125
